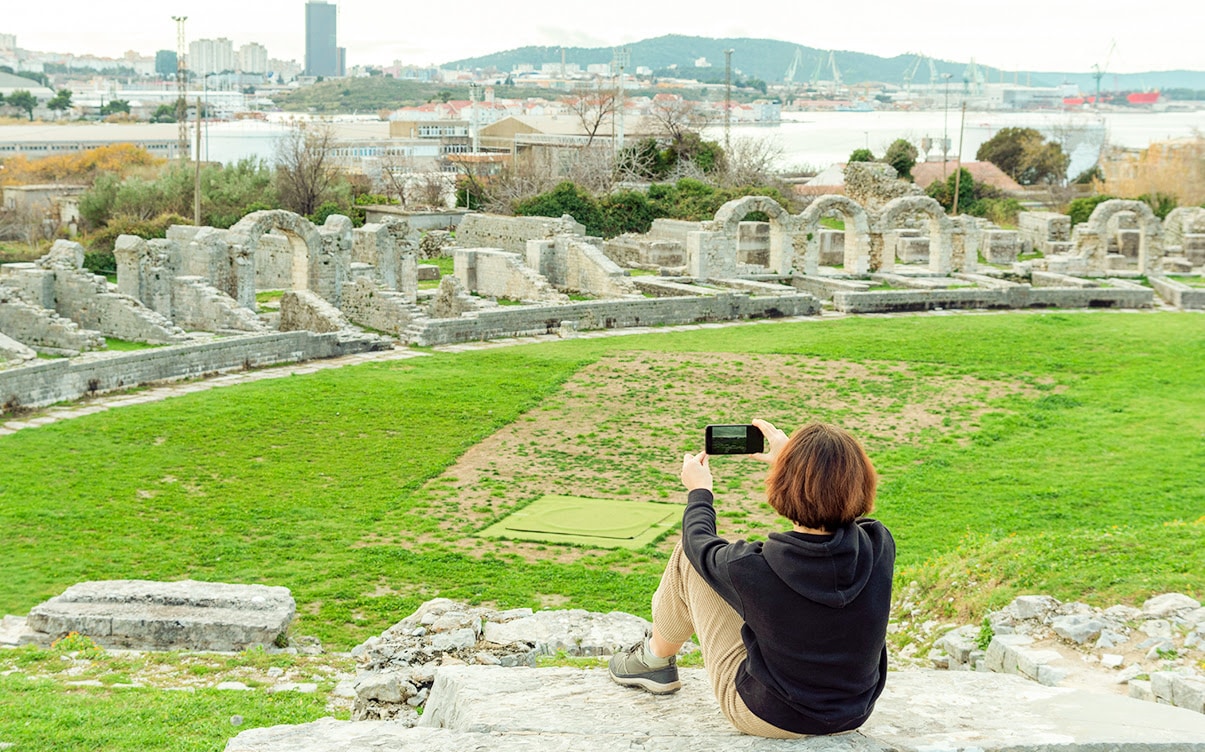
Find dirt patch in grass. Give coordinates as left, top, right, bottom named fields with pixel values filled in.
left=378, top=352, right=1042, bottom=561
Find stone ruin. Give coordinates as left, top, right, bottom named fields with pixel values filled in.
left=2, top=194, right=1203, bottom=411
left=931, top=592, right=1205, bottom=715
left=4, top=582, right=1205, bottom=750
left=7, top=580, right=294, bottom=652
left=223, top=595, right=1205, bottom=751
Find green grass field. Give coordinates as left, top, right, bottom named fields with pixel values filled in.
left=2, top=311, right=1203, bottom=749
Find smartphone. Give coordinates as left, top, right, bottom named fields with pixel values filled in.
left=705, top=424, right=765, bottom=455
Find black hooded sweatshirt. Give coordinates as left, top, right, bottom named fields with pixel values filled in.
left=682, top=488, right=895, bottom=735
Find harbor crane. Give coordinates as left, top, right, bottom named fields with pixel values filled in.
left=1092, top=40, right=1116, bottom=107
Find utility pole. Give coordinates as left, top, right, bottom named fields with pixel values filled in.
left=172, top=15, right=188, bottom=162
left=952, top=101, right=967, bottom=215
left=612, top=47, right=628, bottom=159
left=194, top=97, right=202, bottom=225
left=941, top=72, right=952, bottom=178
left=724, top=49, right=734, bottom=157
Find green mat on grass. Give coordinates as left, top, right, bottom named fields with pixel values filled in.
left=479, top=494, right=681, bottom=549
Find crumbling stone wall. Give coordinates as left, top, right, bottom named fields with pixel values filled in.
left=457, top=214, right=587, bottom=255
left=1018, top=212, right=1072, bottom=255
left=0, top=282, right=105, bottom=353
left=843, top=162, right=922, bottom=211
left=0, top=330, right=35, bottom=366
left=2, top=241, right=186, bottom=345
left=429, top=276, right=490, bottom=319
left=982, top=229, right=1020, bottom=264
left=341, top=277, right=428, bottom=337
left=1162, top=207, right=1205, bottom=260
left=278, top=290, right=354, bottom=334
left=454, top=249, right=568, bottom=304
left=170, top=277, right=268, bottom=333
left=526, top=237, right=636, bottom=298
left=353, top=221, right=418, bottom=301
left=252, top=233, right=295, bottom=291
left=0, top=330, right=386, bottom=412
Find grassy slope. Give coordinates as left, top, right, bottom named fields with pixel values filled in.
left=2, top=311, right=1203, bottom=750
left=2, top=312, right=1202, bottom=643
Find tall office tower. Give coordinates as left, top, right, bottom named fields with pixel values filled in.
left=305, top=0, right=338, bottom=77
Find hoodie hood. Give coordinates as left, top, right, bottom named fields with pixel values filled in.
left=761, top=519, right=889, bottom=608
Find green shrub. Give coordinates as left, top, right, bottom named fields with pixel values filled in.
left=83, top=213, right=191, bottom=273
left=1067, top=195, right=1115, bottom=226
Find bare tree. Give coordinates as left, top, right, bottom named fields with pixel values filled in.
left=274, top=121, right=340, bottom=216
left=377, top=149, right=419, bottom=207
left=722, top=136, right=785, bottom=187
left=0, top=204, right=52, bottom=249
left=647, top=96, right=711, bottom=146
left=564, top=85, right=618, bottom=148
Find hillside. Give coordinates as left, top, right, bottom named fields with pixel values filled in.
left=443, top=34, right=1205, bottom=91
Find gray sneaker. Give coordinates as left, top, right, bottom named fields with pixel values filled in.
left=608, top=640, right=681, bottom=694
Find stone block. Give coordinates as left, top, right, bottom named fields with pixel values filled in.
left=1163, top=256, right=1194, bottom=273
left=1010, top=595, right=1060, bottom=621
left=1144, top=593, right=1201, bottom=618
left=416, top=264, right=441, bottom=281
left=1051, top=614, right=1107, bottom=644
left=985, top=634, right=1032, bottom=673
left=1152, top=671, right=1180, bottom=702
left=1130, top=679, right=1155, bottom=702
left=1172, top=676, right=1205, bottom=713
left=1015, top=648, right=1063, bottom=682
left=26, top=580, right=294, bottom=651
left=934, top=625, right=979, bottom=665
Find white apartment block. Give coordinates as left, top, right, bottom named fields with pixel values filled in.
left=238, top=43, right=268, bottom=74
left=189, top=38, right=236, bottom=77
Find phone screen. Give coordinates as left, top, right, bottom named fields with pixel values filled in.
left=705, top=424, right=765, bottom=455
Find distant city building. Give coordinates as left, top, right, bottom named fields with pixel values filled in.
left=305, top=0, right=340, bottom=77
left=238, top=43, right=268, bottom=75
left=190, top=38, right=236, bottom=77
left=268, top=57, right=303, bottom=82
left=0, top=34, right=16, bottom=54
left=155, top=50, right=177, bottom=77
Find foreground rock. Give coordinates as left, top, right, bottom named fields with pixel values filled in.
left=931, top=592, right=1204, bottom=714
left=227, top=666, right=1205, bottom=751
left=24, top=580, right=294, bottom=651
left=350, top=598, right=652, bottom=721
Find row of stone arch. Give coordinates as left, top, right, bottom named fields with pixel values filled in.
left=711, top=194, right=962, bottom=276
left=709, top=194, right=1176, bottom=276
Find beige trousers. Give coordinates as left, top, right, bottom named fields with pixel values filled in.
left=652, top=542, right=805, bottom=739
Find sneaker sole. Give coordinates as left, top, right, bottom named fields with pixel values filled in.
left=609, top=673, right=682, bottom=695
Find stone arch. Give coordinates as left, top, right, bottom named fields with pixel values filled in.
left=874, top=196, right=957, bottom=274
left=713, top=196, right=797, bottom=274
left=227, top=210, right=327, bottom=310
left=797, top=195, right=873, bottom=275
left=1162, top=207, right=1205, bottom=250
left=1083, top=199, right=1162, bottom=274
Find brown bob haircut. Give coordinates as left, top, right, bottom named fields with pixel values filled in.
left=765, top=422, right=877, bottom=530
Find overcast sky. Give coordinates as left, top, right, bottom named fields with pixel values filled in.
left=4, top=0, right=1198, bottom=74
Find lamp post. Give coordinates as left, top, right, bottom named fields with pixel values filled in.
left=941, top=73, right=952, bottom=177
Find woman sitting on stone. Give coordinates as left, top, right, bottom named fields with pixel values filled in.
left=609, top=419, right=894, bottom=738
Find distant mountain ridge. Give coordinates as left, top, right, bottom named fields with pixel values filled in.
left=442, top=34, right=1205, bottom=93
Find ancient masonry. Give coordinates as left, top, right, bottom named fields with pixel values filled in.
left=4, top=589, right=1204, bottom=750
left=2, top=191, right=1203, bottom=411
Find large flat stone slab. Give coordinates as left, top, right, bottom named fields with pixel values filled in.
left=26, top=580, right=294, bottom=651
left=226, top=666, right=1205, bottom=751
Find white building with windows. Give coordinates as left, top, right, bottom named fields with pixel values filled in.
left=189, top=38, right=236, bottom=77
left=238, top=43, right=268, bottom=75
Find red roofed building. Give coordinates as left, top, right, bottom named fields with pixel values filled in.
left=911, top=161, right=1023, bottom=193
